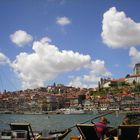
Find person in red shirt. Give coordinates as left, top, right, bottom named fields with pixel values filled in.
left=95, top=117, right=117, bottom=140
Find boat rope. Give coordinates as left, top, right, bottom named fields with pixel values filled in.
left=67, top=111, right=116, bottom=130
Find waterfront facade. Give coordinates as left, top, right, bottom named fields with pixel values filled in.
left=0, top=84, right=140, bottom=114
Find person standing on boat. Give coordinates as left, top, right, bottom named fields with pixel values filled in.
left=95, top=117, right=117, bottom=140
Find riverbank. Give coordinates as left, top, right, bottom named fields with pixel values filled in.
left=0, top=109, right=139, bottom=115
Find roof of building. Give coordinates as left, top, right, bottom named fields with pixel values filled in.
left=111, top=78, right=126, bottom=82
left=126, top=74, right=140, bottom=78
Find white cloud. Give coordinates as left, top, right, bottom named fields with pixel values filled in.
left=40, top=37, right=52, bottom=44
left=11, top=37, right=90, bottom=89
left=10, top=30, right=33, bottom=47
left=68, top=60, right=112, bottom=88
left=56, top=16, right=71, bottom=26
left=68, top=77, right=85, bottom=88
left=86, top=60, right=112, bottom=76
left=102, top=7, right=140, bottom=48
left=0, top=52, right=10, bottom=64
left=129, top=47, right=140, bottom=67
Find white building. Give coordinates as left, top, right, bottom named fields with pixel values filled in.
left=126, top=74, right=140, bottom=84
left=102, top=81, right=111, bottom=88
left=133, top=63, right=140, bottom=74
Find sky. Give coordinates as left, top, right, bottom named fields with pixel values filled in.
left=0, top=0, right=140, bottom=91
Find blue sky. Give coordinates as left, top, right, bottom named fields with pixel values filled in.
left=0, top=0, right=140, bottom=91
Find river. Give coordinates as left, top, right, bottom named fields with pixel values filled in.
left=0, top=112, right=125, bottom=139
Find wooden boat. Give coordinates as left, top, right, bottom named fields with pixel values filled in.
left=0, top=123, right=71, bottom=140
left=75, top=123, right=140, bottom=140
left=125, top=112, right=140, bottom=124
left=75, top=111, right=140, bottom=140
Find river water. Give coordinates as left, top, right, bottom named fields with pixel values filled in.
left=0, top=112, right=125, bottom=139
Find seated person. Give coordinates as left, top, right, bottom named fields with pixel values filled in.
left=95, top=117, right=117, bottom=140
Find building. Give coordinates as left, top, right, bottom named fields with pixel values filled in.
left=126, top=74, right=140, bottom=84
left=133, top=63, right=140, bottom=74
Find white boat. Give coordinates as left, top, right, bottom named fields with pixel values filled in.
left=63, top=108, right=85, bottom=115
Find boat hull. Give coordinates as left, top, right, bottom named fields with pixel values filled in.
left=63, top=109, right=85, bottom=115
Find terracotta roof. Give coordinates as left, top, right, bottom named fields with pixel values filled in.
left=128, top=74, right=140, bottom=77
left=111, top=78, right=125, bottom=82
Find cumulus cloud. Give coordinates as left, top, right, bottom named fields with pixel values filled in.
left=56, top=16, right=71, bottom=26
left=129, top=47, right=140, bottom=67
left=68, top=60, right=112, bottom=88
left=102, top=7, right=140, bottom=48
left=68, top=76, right=89, bottom=88
left=10, top=30, right=33, bottom=47
left=86, top=60, right=112, bottom=76
left=11, top=37, right=90, bottom=89
left=40, top=37, right=52, bottom=43
left=0, top=52, right=10, bottom=64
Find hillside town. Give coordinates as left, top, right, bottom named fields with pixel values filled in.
left=0, top=63, right=140, bottom=114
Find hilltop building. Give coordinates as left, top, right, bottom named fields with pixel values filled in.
left=133, top=63, right=140, bottom=74
left=99, top=63, right=140, bottom=88
left=125, top=74, right=140, bottom=84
